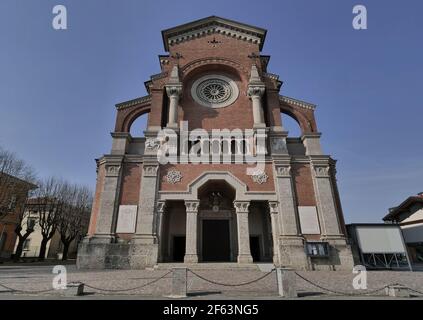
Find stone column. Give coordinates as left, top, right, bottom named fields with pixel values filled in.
left=247, top=65, right=266, bottom=128
left=268, top=201, right=281, bottom=265
left=311, top=161, right=343, bottom=238
left=165, top=65, right=182, bottom=129
left=274, top=161, right=309, bottom=269
left=310, top=158, right=354, bottom=270
left=130, top=162, right=160, bottom=268
left=133, top=163, right=160, bottom=241
left=184, top=200, right=199, bottom=263
left=234, top=201, right=253, bottom=264
left=156, top=201, right=166, bottom=262
left=92, top=158, right=123, bottom=243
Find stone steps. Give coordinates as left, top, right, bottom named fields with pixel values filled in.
left=154, top=262, right=275, bottom=272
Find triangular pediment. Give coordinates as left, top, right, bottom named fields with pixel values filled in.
left=161, top=16, right=267, bottom=51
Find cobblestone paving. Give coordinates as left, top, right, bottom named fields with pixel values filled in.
left=0, top=264, right=423, bottom=299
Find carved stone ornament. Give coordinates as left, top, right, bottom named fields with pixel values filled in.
left=233, top=201, right=250, bottom=213
left=276, top=166, right=291, bottom=177
left=143, top=165, right=159, bottom=177
left=105, top=165, right=120, bottom=177
left=145, top=138, right=161, bottom=151
left=314, top=166, right=330, bottom=177
left=166, top=170, right=182, bottom=184
left=251, top=171, right=268, bottom=184
left=185, top=201, right=200, bottom=213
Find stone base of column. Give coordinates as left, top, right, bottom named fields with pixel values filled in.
left=237, top=254, right=253, bottom=264
left=184, top=254, right=198, bottom=263
left=310, top=237, right=354, bottom=271
left=129, top=243, right=159, bottom=269
left=277, top=236, right=309, bottom=270
left=76, top=240, right=130, bottom=269
left=253, top=123, right=266, bottom=129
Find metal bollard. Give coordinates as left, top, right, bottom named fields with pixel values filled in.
left=276, top=268, right=297, bottom=298
left=171, top=267, right=187, bottom=298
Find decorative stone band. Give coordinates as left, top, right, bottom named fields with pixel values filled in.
left=279, top=95, right=316, bottom=111
left=167, top=25, right=262, bottom=48
left=105, top=165, right=121, bottom=177
left=166, top=170, right=182, bottom=184
left=313, top=165, right=330, bottom=178
left=143, top=165, right=159, bottom=177
left=268, top=201, right=279, bottom=215
left=115, top=95, right=152, bottom=110
left=185, top=200, right=200, bottom=213
left=233, top=200, right=250, bottom=214
left=275, top=165, right=291, bottom=178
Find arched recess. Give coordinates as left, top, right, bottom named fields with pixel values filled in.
left=281, top=111, right=302, bottom=137
left=181, top=57, right=249, bottom=83
left=121, top=106, right=151, bottom=133
left=279, top=105, right=315, bottom=134
left=130, top=113, right=149, bottom=137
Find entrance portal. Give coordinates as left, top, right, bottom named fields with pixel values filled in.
left=202, top=220, right=230, bottom=262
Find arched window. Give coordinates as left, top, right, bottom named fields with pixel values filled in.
left=281, top=112, right=302, bottom=137
left=129, top=113, right=149, bottom=137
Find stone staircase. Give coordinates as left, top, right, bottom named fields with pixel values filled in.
left=154, top=262, right=275, bottom=272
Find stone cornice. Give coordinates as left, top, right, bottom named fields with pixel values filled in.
left=280, top=95, right=316, bottom=111
left=161, top=16, right=267, bottom=51
left=115, top=95, right=152, bottom=110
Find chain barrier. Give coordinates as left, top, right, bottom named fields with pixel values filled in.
left=294, top=272, right=423, bottom=297
left=188, top=268, right=275, bottom=287
left=2, top=269, right=423, bottom=297
left=82, top=270, right=172, bottom=292
left=0, top=270, right=172, bottom=294
left=0, top=283, right=56, bottom=294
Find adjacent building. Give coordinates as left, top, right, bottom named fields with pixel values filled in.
left=78, top=16, right=354, bottom=270
left=383, top=192, right=423, bottom=263
left=0, top=173, right=37, bottom=260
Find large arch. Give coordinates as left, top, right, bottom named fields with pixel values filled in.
left=279, top=105, right=315, bottom=134
left=181, top=57, right=249, bottom=82
left=158, top=171, right=277, bottom=201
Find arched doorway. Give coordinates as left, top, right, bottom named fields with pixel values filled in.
left=198, top=180, right=237, bottom=262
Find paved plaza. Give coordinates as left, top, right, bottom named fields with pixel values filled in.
left=0, top=262, right=422, bottom=299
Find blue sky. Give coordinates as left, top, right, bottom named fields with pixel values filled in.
left=1, top=0, right=422, bottom=223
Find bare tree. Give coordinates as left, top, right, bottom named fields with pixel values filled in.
left=57, top=184, right=92, bottom=260
left=30, top=177, right=67, bottom=260
left=0, top=146, right=36, bottom=221
left=13, top=188, right=37, bottom=261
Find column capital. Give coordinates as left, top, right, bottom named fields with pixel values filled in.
left=157, top=200, right=167, bottom=214
left=275, top=165, right=291, bottom=177
left=184, top=200, right=200, bottom=213
left=105, top=164, right=122, bottom=177
left=233, top=200, right=250, bottom=214
left=165, top=84, right=183, bottom=98
left=312, top=165, right=331, bottom=178
left=268, top=201, right=279, bottom=214
left=142, top=164, right=159, bottom=177
left=247, top=85, right=266, bottom=98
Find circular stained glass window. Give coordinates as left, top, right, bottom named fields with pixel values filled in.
left=191, top=75, right=239, bottom=108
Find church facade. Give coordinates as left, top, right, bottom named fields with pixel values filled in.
left=77, top=16, right=354, bottom=270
